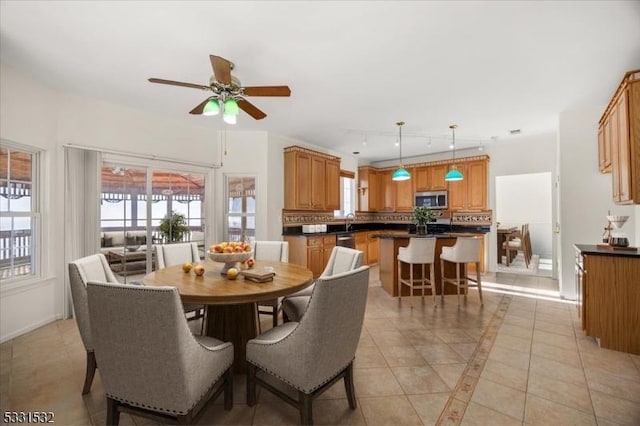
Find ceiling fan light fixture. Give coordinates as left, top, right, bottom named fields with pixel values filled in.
left=223, top=113, right=237, bottom=125
left=392, top=121, right=411, bottom=181
left=202, top=98, right=220, bottom=116
left=224, top=98, right=240, bottom=115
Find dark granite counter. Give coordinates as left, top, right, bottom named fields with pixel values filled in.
left=575, top=244, right=640, bottom=258
left=374, top=232, right=486, bottom=239
left=283, top=222, right=490, bottom=237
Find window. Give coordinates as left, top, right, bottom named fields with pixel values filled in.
left=0, top=144, right=40, bottom=281
left=334, top=175, right=355, bottom=217
left=225, top=176, right=256, bottom=242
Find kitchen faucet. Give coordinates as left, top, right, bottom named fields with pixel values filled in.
left=345, top=213, right=356, bottom=232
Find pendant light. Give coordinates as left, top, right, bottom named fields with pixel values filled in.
left=392, top=121, right=410, bottom=181
left=444, top=124, right=463, bottom=181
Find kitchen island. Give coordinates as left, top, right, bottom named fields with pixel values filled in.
left=375, top=233, right=485, bottom=297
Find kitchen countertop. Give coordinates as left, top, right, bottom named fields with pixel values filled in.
left=283, top=222, right=490, bottom=237
left=574, top=244, right=640, bottom=257
left=374, top=232, right=486, bottom=239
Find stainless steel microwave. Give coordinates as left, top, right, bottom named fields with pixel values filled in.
left=415, top=191, right=448, bottom=209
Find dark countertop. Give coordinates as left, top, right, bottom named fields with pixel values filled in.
left=283, top=222, right=490, bottom=237
left=575, top=244, right=640, bottom=258
left=374, top=232, right=485, bottom=239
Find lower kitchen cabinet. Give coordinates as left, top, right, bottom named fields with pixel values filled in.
left=285, top=235, right=336, bottom=278
left=575, top=245, right=640, bottom=355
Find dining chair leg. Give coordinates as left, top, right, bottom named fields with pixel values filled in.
left=299, top=391, right=313, bottom=426
left=344, top=362, right=357, bottom=409
left=476, top=262, right=483, bottom=306
left=456, top=263, right=461, bottom=305
left=397, top=260, right=402, bottom=300
left=421, top=264, right=425, bottom=300
left=223, top=368, right=233, bottom=410
left=440, top=260, right=445, bottom=302
left=82, top=350, right=97, bottom=395
left=246, top=363, right=257, bottom=406
left=106, top=397, right=121, bottom=426
left=430, top=264, right=436, bottom=306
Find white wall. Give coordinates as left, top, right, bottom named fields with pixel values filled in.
left=496, top=172, right=553, bottom=258
left=1, top=64, right=222, bottom=341
left=558, top=108, right=636, bottom=300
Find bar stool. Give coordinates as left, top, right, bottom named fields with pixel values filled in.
left=397, top=237, right=437, bottom=305
left=440, top=236, right=483, bottom=306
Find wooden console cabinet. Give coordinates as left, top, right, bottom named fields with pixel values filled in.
left=598, top=69, right=640, bottom=204
left=284, top=146, right=340, bottom=210
left=575, top=245, right=639, bottom=355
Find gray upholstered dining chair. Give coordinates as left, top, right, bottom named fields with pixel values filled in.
left=281, top=246, right=363, bottom=322
left=246, top=266, right=370, bottom=425
left=155, top=242, right=206, bottom=324
left=68, top=253, right=120, bottom=395
left=87, top=282, right=234, bottom=425
left=252, top=240, right=289, bottom=328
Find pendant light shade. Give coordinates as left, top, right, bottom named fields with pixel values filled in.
left=392, top=167, right=411, bottom=181
left=202, top=98, right=220, bottom=116
left=222, top=98, right=240, bottom=124
left=444, top=124, right=464, bottom=181
left=392, top=121, right=410, bottom=181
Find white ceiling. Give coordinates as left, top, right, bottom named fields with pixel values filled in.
left=1, top=1, right=639, bottom=162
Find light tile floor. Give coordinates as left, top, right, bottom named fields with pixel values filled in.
left=1, top=266, right=639, bottom=425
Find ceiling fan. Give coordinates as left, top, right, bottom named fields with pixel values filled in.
left=148, top=55, right=291, bottom=123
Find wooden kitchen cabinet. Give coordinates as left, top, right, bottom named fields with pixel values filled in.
left=448, top=159, right=487, bottom=210
left=599, top=69, right=640, bottom=204
left=429, top=165, right=448, bottom=190
left=395, top=168, right=414, bottom=211
left=325, top=159, right=340, bottom=210
left=358, top=167, right=381, bottom=212
left=285, top=235, right=337, bottom=278
left=575, top=245, right=640, bottom=355
left=367, top=232, right=379, bottom=264
left=355, top=232, right=368, bottom=264
left=284, top=146, right=341, bottom=210
left=414, top=167, right=428, bottom=191
left=598, top=124, right=611, bottom=173
left=381, top=170, right=395, bottom=211
left=414, top=165, right=448, bottom=192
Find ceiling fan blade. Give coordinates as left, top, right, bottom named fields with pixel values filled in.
left=237, top=99, right=267, bottom=120
left=148, top=78, right=209, bottom=90
left=189, top=98, right=213, bottom=115
left=210, top=55, right=232, bottom=85
left=242, top=86, right=292, bottom=97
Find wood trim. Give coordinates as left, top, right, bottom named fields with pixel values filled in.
left=283, top=145, right=341, bottom=162
left=340, top=170, right=356, bottom=178
left=599, top=70, right=640, bottom=125
left=363, top=155, right=490, bottom=172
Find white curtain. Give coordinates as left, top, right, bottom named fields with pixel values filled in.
left=63, top=147, right=101, bottom=318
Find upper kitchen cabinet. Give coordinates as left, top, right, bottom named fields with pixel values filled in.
left=358, top=166, right=380, bottom=212
left=380, top=170, right=395, bottom=211
left=284, top=146, right=341, bottom=210
left=599, top=69, right=640, bottom=204
left=395, top=168, right=414, bottom=211
left=447, top=158, right=488, bottom=211
left=414, top=164, right=448, bottom=191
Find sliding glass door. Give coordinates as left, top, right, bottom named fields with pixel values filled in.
left=100, top=164, right=207, bottom=281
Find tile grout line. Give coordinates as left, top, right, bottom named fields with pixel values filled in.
left=435, top=293, right=511, bottom=425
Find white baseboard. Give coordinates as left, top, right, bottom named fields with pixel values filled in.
left=0, top=314, right=62, bottom=344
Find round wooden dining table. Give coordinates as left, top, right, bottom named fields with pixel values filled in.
left=143, top=259, right=313, bottom=373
